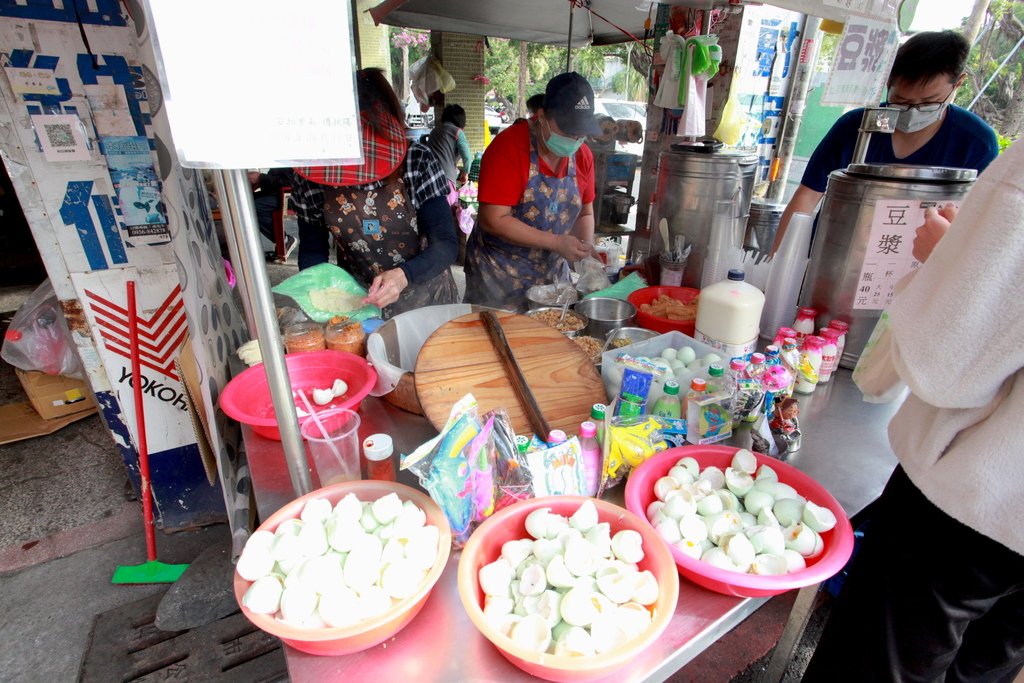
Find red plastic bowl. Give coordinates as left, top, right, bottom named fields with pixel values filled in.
left=220, top=349, right=377, bottom=440
left=457, top=496, right=679, bottom=682
left=627, top=286, right=700, bottom=336
left=232, top=480, right=452, bottom=656
left=624, top=445, right=854, bottom=598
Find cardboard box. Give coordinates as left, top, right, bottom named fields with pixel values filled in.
left=15, top=369, right=98, bottom=420
left=0, top=402, right=95, bottom=445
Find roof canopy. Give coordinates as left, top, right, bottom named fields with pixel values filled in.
left=367, top=0, right=895, bottom=46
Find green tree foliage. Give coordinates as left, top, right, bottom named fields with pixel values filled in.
left=483, top=39, right=648, bottom=111
left=955, top=0, right=1024, bottom=140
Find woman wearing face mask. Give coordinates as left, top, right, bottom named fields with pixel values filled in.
left=770, top=30, right=999, bottom=256
left=464, top=72, right=600, bottom=310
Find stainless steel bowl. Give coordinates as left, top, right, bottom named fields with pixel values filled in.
left=602, top=326, right=660, bottom=353
left=525, top=283, right=579, bottom=311
left=526, top=306, right=589, bottom=338
left=573, top=297, right=636, bottom=341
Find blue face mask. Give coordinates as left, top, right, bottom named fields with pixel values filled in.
left=542, top=117, right=584, bottom=157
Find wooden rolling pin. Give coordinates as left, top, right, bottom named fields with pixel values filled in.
left=480, top=310, right=552, bottom=442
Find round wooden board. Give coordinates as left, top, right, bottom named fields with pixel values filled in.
left=414, top=311, right=606, bottom=438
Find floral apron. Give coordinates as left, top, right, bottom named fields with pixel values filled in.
left=464, top=134, right=583, bottom=311
left=323, top=175, right=457, bottom=318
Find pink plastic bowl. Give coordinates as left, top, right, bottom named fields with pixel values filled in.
left=220, top=349, right=377, bottom=440
left=232, top=480, right=452, bottom=656
left=624, top=445, right=854, bottom=598
left=457, top=496, right=680, bottom=683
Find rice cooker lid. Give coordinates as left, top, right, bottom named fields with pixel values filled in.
left=845, top=163, right=977, bottom=183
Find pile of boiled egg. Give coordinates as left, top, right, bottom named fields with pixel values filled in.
left=236, top=492, right=440, bottom=628
left=478, top=500, right=659, bottom=657
left=608, top=345, right=722, bottom=402
left=647, top=450, right=837, bottom=575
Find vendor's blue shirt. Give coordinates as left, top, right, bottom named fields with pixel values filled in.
left=801, top=105, right=999, bottom=193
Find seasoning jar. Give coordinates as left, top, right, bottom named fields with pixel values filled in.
left=362, top=433, right=395, bottom=482
left=326, top=321, right=367, bottom=357
left=283, top=322, right=325, bottom=353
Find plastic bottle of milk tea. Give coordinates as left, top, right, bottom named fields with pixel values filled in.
left=817, top=328, right=841, bottom=383
left=794, top=335, right=825, bottom=394
left=695, top=270, right=766, bottom=360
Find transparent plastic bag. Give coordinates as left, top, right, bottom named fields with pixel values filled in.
left=574, top=256, right=612, bottom=295
left=271, top=263, right=380, bottom=323
left=1, top=280, right=83, bottom=378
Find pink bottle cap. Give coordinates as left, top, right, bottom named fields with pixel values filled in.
left=802, top=335, right=826, bottom=351
left=797, top=307, right=818, bottom=318
left=579, top=421, right=597, bottom=438
left=828, top=319, right=849, bottom=333
left=548, top=429, right=568, bottom=444
left=818, top=328, right=841, bottom=341
left=729, top=359, right=746, bottom=372
left=750, top=352, right=766, bottom=364
left=775, top=327, right=797, bottom=339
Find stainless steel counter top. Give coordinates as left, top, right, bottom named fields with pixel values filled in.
left=244, top=369, right=899, bottom=682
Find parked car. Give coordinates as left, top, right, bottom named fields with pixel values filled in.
left=405, top=100, right=434, bottom=129
left=594, top=98, right=646, bottom=156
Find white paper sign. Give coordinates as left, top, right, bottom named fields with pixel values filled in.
left=30, top=113, right=93, bottom=162
left=144, top=0, right=362, bottom=168
left=853, top=199, right=960, bottom=310
left=821, top=16, right=899, bottom=106
left=5, top=67, right=59, bottom=96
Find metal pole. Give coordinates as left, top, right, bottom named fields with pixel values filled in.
left=566, top=1, right=575, bottom=71
left=214, top=171, right=257, bottom=335
left=767, top=16, right=820, bottom=202
left=968, top=34, right=1024, bottom=111
left=222, top=168, right=313, bottom=497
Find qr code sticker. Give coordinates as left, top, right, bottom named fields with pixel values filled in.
left=43, top=123, right=75, bottom=148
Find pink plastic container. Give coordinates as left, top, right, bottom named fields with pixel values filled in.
left=624, top=445, right=854, bottom=598
left=232, top=480, right=451, bottom=656
left=457, top=496, right=679, bottom=682
left=220, top=349, right=377, bottom=440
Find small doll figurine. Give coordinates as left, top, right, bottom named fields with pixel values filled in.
left=770, top=397, right=802, bottom=452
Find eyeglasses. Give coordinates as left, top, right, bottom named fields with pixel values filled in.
left=882, top=83, right=956, bottom=114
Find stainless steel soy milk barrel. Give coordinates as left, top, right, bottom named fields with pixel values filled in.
left=800, top=164, right=976, bottom=367
left=651, top=142, right=757, bottom=288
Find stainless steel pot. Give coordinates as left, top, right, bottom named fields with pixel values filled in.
left=573, top=297, right=636, bottom=341
left=650, top=141, right=757, bottom=288
left=801, top=164, right=976, bottom=367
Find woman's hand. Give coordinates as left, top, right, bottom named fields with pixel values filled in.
left=554, top=233, right=593, bottom=262
left=912, top=204, right=958, bottom=263
left=363, top=268, right=409, bottom=309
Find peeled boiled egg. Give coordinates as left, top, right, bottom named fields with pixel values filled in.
left=242, top=575, right=284, bottom=614
left=677, top=347, right=697, bottom=365
left=611, top=530, right=644, bottom=564
left=317, top=585, right=361, bottom=627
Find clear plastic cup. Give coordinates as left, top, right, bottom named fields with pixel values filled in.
left=301, top=408, right=361, bottom=487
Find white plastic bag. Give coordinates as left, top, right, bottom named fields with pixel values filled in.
left=852, top=311, right=908, bottom=404
left=1, top=279, right=83, bottom=378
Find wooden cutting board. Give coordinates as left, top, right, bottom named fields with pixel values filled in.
left=415, top=311, right=606, bottom=438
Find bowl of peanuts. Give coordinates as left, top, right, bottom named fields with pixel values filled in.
left=628, top=287, right=700, bottom=336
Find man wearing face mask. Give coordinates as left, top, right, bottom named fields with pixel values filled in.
left=465, top=72, right=600, bottom=310
left=770, top=30, right=998, bottom=256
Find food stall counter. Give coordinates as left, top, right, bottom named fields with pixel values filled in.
left=244, top=370, right=899, bottom=682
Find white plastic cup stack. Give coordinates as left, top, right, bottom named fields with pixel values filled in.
left=760, top=212, right=814, bottom=340
left=701, top=199, right=742, bottom=289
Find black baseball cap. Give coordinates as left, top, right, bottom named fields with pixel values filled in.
left=543, top=72, right=603, bottom=137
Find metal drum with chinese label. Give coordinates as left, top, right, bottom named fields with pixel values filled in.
left=650, top=142, right=757, bottom=288
left=800, top=164, right=976, bottom=367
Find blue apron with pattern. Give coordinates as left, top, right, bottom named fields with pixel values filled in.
left=464, top=132, right=583, bottom=311
left=323, top=175, right=457, bottom=318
